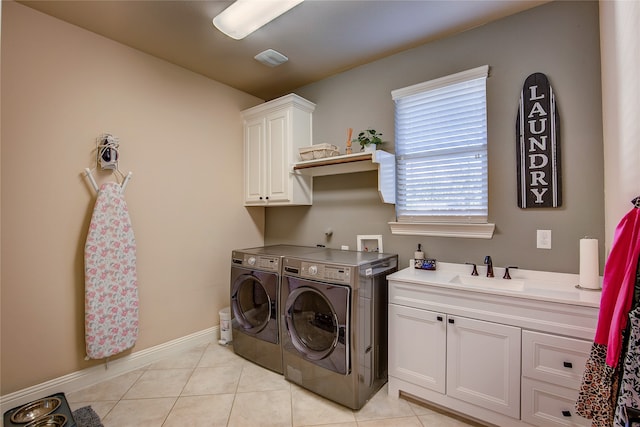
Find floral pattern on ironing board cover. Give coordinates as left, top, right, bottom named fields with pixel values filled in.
left=84, top=182, right=138, bottom=359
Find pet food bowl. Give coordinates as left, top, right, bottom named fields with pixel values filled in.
left=10, top=398, right=61, bottom=424
left=25, top=414, right=67, bottom=427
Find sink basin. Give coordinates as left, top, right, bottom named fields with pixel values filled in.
left=449, top=275, right=525, bottom=291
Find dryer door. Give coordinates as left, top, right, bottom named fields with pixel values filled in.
left=231, top=269, right=277, bottom=339
left=283, top=277, right=350, bottom=374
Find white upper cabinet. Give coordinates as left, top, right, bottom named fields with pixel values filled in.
left=242, top=94, right=315, bottom=206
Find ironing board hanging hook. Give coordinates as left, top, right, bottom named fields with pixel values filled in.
left=97, top=133, right=120, bottom=171
left=83, top=133, right=133, bottom=194
left=84, top=168, right=99, bottom=193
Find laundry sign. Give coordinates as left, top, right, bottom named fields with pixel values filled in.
left=516, top=72, right=562, bottom=208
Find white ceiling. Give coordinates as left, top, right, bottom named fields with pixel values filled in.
left=18, top=0, right=549, bottom=100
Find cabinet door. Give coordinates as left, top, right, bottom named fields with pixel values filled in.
left=265, top=109, right=290, bottom=203
left=388, top=304, right=446, bottom=393
left=244, top=116, right=266, bottom=204
left=446, top=315, right=521, bottom=419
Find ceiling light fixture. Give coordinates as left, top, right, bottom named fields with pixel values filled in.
left=213, top=0, right=304, bottom=40
left=255, top=49, right=289, bottom=67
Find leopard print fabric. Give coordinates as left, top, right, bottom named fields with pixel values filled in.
left=614, top=312, right=640, bottom=426
left=576, top=342, right=618, bottom=426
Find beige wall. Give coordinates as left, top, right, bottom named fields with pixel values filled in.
left=600, top=0, right=640, bottom=251
left=1, top=1, right=264, bottom=394
left=267, top=1, right=605, bottom=274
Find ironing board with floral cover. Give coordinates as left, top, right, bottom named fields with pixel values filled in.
left=84, top=182, right=138, bottom=359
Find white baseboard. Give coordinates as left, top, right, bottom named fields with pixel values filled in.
left=0, top=326, right=218, bottom=414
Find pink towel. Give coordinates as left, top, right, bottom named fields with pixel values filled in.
left=84, top=182, right=138, bottom=359
left=594, top=207, right=640, bottom=366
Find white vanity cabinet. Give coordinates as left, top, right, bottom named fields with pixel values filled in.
left=388, top=304, right=446, bottom=393
left=446, top=315, right=521, bottom=419
left=241, top=94, right=315, bottom=206
left=521, top=331, right=592, bottom=426
left=387, top=265, right=599, bottom=427
left=388, top=304, right=521, bottom=420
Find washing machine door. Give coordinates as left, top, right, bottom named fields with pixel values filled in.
left=231, top=270, right=277, bottom=339
left=284, top=278, right=350, bottom=374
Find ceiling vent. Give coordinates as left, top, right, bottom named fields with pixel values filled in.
left=254, top=49, right=288, bottom=67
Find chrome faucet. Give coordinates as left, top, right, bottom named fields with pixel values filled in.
left=484, top=256, right=494, bottom=277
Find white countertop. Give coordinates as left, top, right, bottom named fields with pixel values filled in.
left=388, top=262, right=601, bottom=308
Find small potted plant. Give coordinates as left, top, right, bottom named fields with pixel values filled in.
left=353, top=129, right=384, bottom=152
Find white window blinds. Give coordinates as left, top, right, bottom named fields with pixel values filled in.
left=392, top=65, right=489, bottom=224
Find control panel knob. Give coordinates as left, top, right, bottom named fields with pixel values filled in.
left=247, top=257, right=256, bottom=266
left=308, top=265, right=318, bottom=275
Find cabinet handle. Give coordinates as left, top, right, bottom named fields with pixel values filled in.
left=563, top=361, right=573, bottom=368
left=437, top=316, right=443, bottom=322
left=448, top=318, right=455, bottom=324
left=561, top=410, right=572, bottom=417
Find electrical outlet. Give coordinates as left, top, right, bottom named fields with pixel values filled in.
left=537, top=229, right=552, bottom=249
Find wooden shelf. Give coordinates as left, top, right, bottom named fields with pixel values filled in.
left=293, top=151, right=396, bottom=204
left=294, top=152, right=374, bottom=175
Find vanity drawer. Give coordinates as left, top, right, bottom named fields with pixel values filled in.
left=521, top=377, right=590, bottom=427
left=522, top=330, right=591, bottom=389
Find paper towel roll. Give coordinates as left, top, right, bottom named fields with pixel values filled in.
left=579, top=238, right=600, bottom=289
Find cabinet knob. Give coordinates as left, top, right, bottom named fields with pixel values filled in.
left=561, top=410, right=572, bottom=417
left=437, top=316, right=443, bottom=322
left=563, top=361, right=573, bottom=368
left=448, top=318, right=455, bottom=324
left=259, top=196, right=263, bottom=200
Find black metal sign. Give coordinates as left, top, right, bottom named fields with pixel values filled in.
left=516, top=72, right=562, bottom=208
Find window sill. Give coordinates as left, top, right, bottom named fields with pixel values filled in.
left=388, top=222, right=495, bottom=239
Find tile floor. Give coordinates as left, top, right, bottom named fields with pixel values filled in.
left=67, top=342, right=481, bottom=427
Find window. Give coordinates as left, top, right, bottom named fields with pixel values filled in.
left=389, top=65, right=495, bottom=238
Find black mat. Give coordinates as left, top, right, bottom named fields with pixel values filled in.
left=72, top=406, right=103, bottom=427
